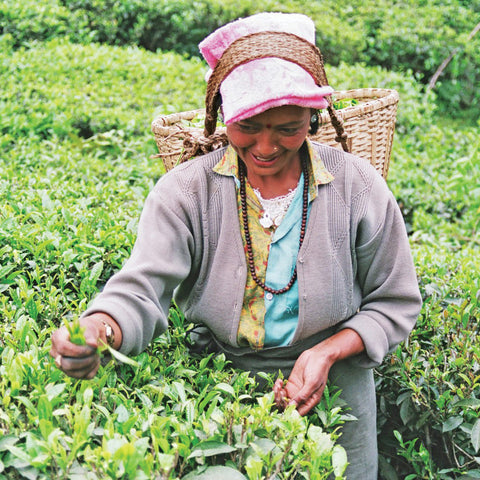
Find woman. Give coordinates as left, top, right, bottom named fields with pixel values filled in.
left=50, top=12, right=422, bottom=478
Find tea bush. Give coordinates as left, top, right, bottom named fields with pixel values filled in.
left=2, top=0, right=479, bottom=118
left=376, top=244, right=480, bottom=479
left=374, top=118, right=480, bottom=478
left=1, top=12, right=480, bottom=480
left=0, top=37, right=206, bottom=141
left=0, top=302, right=349, bottom=479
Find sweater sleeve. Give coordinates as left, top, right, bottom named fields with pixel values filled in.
left=82, top=173, right=195, bottom=355
left=337, top=173, right=422, bottom=368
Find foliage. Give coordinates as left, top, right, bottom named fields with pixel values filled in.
left=0, top=37, right=205, bottom=141
left=1, top=9, right=480, bottom=480
left=374, top=118, right=480, bottom=478
left=1, top=0, right=479, bottom=119
left=376, top=244, right=480, bottom=479
left=0, top=303, right=348, bottom=479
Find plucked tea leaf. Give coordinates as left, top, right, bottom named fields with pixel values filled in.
left=63, top=317, right=86, bottom=346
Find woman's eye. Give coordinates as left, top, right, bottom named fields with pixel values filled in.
left=278, top=127, right=300, bottom=135
left=237, top=124, right=259, bottom=133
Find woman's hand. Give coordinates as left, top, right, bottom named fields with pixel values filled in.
left=274, top=347, right=333, bottom=416
left=49, top=313, right=119, bottom=379
left=273, top=328, right=365, bottom=416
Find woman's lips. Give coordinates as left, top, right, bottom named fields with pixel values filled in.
left=250, top=152, right=279, bottom=166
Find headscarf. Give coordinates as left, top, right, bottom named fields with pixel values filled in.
left=198, top=12, right=334, bottom=134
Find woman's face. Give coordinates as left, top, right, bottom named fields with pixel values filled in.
left=226, top=105, right=311, bottom=180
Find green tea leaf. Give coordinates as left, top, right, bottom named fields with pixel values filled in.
left=472, top=419, right=480, bottom=453
left=102, top=342, right=140, bottom=367
left=63, top=317, right=86, bottom=346
left=443, top=416, right=463, bottom=433
left=183, top=466, right=248, bottom=480
left=214, top=383, right=235, bottom=397
left=188, top=441, right=237, bottom=459
left=332, top=444, right=348, bottom=477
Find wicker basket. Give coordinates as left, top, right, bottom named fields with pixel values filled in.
left=151, top=88, right=399, bottom=179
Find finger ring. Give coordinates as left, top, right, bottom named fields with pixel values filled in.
left=54, top=354, right=62, bottom=368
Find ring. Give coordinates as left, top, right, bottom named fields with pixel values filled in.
left=54, top=354, right=62, bottom=368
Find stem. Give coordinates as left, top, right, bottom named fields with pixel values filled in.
left=267, top=437, right=294, bottom=480
left=428, top=21, right=480, bottom=90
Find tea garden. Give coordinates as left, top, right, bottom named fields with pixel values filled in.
left=0, top=1, right=479, bottom=478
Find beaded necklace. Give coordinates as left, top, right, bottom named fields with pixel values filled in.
left=238, top=156, right=309, bottom=295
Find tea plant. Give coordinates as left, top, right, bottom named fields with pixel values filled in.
left=0, top=304, right=348, bottom=479
left=1, top=12, right=479, bottom=479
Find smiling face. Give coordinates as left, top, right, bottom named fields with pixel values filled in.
left=226, top=105, right=311, bottom=187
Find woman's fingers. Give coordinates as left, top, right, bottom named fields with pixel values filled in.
left=50, top=320, right=102, bottom=379
left=58, top=354, right=101, bottom=379
left=273, top=378, right=286, bottom=408
left=292, top=387, right=325, bottom=416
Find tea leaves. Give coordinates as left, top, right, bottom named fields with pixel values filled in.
left=1, top=2, right=479, bottom=478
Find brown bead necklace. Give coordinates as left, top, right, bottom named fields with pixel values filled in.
left=238, top=156, right=309, bottom=295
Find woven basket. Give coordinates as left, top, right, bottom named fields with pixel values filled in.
left=151, top=88, right=399, bottom=179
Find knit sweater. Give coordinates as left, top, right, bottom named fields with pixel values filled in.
left=83, top=142, right=422, bottom=368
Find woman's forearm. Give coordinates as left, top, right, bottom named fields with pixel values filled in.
left=310, top=328, right=365, bottom=366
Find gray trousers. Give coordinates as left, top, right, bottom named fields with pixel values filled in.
left=203, top=328, right=378, bottom=479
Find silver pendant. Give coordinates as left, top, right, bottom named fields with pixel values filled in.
left=259, top=214, right=273, bottom=228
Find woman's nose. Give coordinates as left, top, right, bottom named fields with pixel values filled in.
left=254, top=131, right=278, bottom=157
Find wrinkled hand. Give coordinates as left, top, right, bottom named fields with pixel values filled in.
left=273, top=346, right=333, bottom=416
left=50, top=315, right=106, bottom=379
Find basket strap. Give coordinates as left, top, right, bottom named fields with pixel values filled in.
left=204, top=31, right=349, bottom=152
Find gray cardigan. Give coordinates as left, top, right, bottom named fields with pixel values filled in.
left=84, top=142, right=422, bottom=367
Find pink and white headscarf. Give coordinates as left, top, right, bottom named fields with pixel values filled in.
left=198, top=12, right=334, bottom=125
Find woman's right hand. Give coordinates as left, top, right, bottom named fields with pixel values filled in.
left=49, top=313, right=116, bottom=379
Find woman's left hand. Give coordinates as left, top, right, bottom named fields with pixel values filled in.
left=273, top=346, right=333, bottom=416
left=273, top=328, right=366, bottom=416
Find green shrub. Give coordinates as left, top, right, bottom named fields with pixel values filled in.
left=2, top=0, right=478, bottom=119
left=0, top=38, right=206, bottom=141
left=0, top=303, right=348, bottom=478
left=0, top=0, right=74, bottom=47
left=388, top=120, right=480, bottom=239
left=1, top=27, right=479, bottom=479
left=376, top=118, right=480, bottom=478
left=359, top=0, right=480, bottom=120
left=376, top=244, right=480, bottom=479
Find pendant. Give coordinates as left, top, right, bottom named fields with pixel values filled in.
left=259, top=213, right=273, bottom=228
